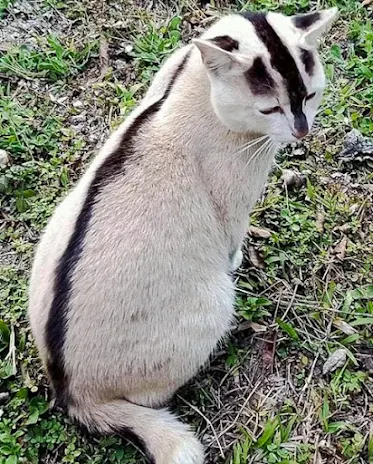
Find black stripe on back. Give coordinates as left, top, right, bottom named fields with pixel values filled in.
left=45, top=50, right=191, bottom=406
left=242, top=12, right=308, bottom=133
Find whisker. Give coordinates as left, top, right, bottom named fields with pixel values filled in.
left=233, top=134, right=269, bottom=157
left=249, top=138, right=275, bottom=167
left=244, top=138, right=272, bottom=170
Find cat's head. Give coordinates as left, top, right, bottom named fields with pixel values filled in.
left=194, top=9, right=338, bottom=143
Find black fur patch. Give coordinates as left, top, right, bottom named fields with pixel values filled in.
left=77, top=420, right=155, bottom=464
left=299, top=47, right=315, bottom=75
left=117, top=427, right=156, bottom=464
left=211, top=35, right=239, bottom=52
left=293, top=12, right=320, bottom=30
left=242, top=12, right=307, bottom=129
left=245, top=56, right=276, bottom=95
left=45, top=50, right=192, bottom=403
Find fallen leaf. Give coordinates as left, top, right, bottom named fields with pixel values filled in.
left=323, top=348, right=347, bottom=375
left=247, top=245, right=265, bottom=269
left=249, top=225, right=272, bottom=239
left=332, top=236, right=348, bottom=261
left=362, top=0, right=373, bottom=7
left=335, top=223, right=351, bottom=233
left=262, top=332, right=277, bottom=366
left=333, top=318, right=357, bottom=335
left=249, top=322, right=267, bottom=333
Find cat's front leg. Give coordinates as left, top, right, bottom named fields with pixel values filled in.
left=231, top=248, right=243, bottom=271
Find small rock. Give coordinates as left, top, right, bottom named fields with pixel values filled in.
left=0, top=150, right=10, bottom=167
left=338, top=129, right=373, bottom=163
left=73, top=100, right=83, bottom=108
left=281, top=169, right=306, bottom=188
left=293, top=147, right=305, bottom=157
left=115, top=59, right=127, bottom=70
left=0, top=392, right=9, bottom=404
left=323, top=348, right=347, bottom=375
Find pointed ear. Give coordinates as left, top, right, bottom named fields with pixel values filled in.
left=193, top=37, right=247, bottom=73
left=292, top=7, right=338, bottom=48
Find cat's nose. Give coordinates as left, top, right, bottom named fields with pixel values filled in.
left=292, top=127, right=309, bottom=139
left=293, top=113, right=309, bottom=139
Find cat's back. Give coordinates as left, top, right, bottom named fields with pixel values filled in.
left=28, top=80, right=227, bottom=363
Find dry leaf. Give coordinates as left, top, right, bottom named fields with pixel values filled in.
left=263, top=332, right=277, bottom=366
left=247, top=245, right=265, bottom=269
left=316, top=212, right=325, bottom=233
left=249, top=225, right=272, bottom=239
left=322, top=348, right=347, bottom=375
left=249, top=322, right=267, bottom=333
left=332, top=236, right=348, bottom=261
left=333, top=318, right=357, bottom=335
left=362, top=0, right=373, bottom=6
left=335, top=223, right=351, bottom=233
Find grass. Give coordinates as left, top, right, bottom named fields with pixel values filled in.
left=0, top=0, right=373, bottom=463
left=0, top=36, right=98, bottom=81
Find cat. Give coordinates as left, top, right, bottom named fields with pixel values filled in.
left=28, top=8, right=337, bottom=464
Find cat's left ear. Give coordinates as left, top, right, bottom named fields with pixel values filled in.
left=193, top=36, right=250, bottom=74
left=292, top=7, right=338, bottom=48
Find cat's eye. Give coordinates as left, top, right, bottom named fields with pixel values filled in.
left=260, top=106, right=283, bottom=115
left=306, top=92, right=316, bottom=101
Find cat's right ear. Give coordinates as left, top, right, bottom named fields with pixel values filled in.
left=193, top=37, right=249, bottom=74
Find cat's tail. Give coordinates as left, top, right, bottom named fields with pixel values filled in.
left=68, top=399, right=204, bottom=464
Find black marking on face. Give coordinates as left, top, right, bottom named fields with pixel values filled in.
left=211, top=35, right=239, bottom=52
left=293, top=12, right=321, bottom=30
left=245, top=57, right=276, bottom=95
left=299, top=47, right=315, bottom=75
left=242, top=12, right=308, bottom=129
left=293, top=107, right=309, bottom=137
left=45, top=50, right=192, bottom=404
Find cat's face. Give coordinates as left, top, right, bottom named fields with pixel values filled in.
left=194, top=9, right=338, bottom=143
